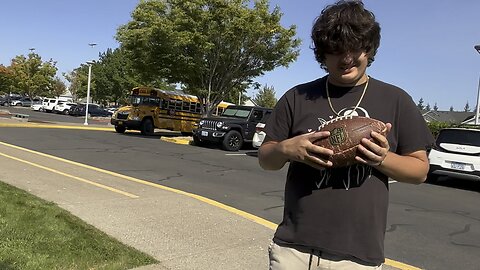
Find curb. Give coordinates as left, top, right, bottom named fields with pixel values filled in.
left=160, top=137, right=191, bottom=145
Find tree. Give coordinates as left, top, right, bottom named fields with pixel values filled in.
left=9, top=52, right=57, bottom=98
left=117, top=0, right=300, bottom=115
left=416, top=98, right=425, bottom=110
left=254, top=84, right=277, bottom=108
left=449, top=106, right=454, bottom=112
left=51, top=77, right=66, bottom=98
left=63, top=68, right=86, bottom=102
left=464, top=101, right=470, bottom=112
left=0, top=65, right=14, bottom=95
left=93, top=48, right=137, bottom=105
left=64, top=64, right=90, bottom=102
left=425, top=103, right=431, bottom=111
left=433, top=102, right=438, bottom=112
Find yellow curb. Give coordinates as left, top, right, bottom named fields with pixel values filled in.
left=160, top=137, right=191, bottom=145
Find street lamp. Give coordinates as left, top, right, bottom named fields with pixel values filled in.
left=474, top=45, right=480, bottom=125
left=84, top=60, right=94, bottom=125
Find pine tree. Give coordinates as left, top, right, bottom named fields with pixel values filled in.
left=464, top=101, right=470, bottom=112
left=449, top=106, right=454, bottom=112
left=425, top=103, right=431, bottom=111
left=417, top=98, right=425, bottom=110
left=433, top=103, right=438, bottom=111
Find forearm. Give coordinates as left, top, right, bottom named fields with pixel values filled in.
left=258, top=142, right=289, bottom=170
left=376, top=151, right=429, bottom=184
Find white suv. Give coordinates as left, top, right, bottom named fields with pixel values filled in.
left=428, top=128, right=480, bottom=182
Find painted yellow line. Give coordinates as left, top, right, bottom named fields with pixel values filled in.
left=0, top=151, right=138, bottom=199
left=0, top=122, right=114, bottom=131
left=0, top=141, right=420, bottom=269
left=384, top=259, right=421, bottom=270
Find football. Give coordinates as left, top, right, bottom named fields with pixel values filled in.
left=313, top=116, right=387, bottom=168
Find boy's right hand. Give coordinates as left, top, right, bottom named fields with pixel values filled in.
left=277, top=131, right=334, bottom=170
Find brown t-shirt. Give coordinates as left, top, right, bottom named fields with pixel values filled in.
left=263, top=76, right=434, bottom=265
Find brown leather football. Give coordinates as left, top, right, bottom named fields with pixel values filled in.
left=314, top=116, right=387, bottom=168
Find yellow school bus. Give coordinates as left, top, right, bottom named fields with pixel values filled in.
left=110, top=87, right=233, bottom=135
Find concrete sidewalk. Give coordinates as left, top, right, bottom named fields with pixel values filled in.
left=0, top=141, right=273, bottom=269
left=0, top=116, right=407, bottom=270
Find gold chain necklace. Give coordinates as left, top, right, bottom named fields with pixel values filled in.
left=326, top=75, right=369, bottom=117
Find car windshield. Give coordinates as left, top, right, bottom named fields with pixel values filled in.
left=437, top=129, right=480, bottom=147
left=221, top=108, right=251, bottom=118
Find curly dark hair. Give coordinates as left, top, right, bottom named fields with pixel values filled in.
left=311, top=0, right=381, bottom=70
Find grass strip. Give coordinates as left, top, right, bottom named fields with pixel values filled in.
left=0, top=181, right=158, bottom=270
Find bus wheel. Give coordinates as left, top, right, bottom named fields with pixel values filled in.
left=140, top=119, right=154, bottom=136
left=222, top=130, right=243, bottom=151
left=115, top=125, right=126, bottom=133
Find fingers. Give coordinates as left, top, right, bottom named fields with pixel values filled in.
left=356, top=129, right=390, bottom=166
left=306, top=130, right=330, bottom=142
left=304, top=155, right=333, bottom=170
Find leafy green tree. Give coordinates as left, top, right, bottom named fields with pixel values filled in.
left=65, top=64, right=91, bottom=102
left=93, top=48, right=137, bottom=105
left=254, top=84, right=277, bottom=108
left=0, top=65, right=14, bottom=95
left=9, top=52, right=57, bottom=98
left=51, top=77, right=67, bottom=98
left=117, top=0, right=300, bottom=115
left=64, top=67, right=88, bottom=102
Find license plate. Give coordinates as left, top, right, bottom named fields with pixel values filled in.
left=201, top=131, right=208, bottom=136
left=118, top=121, right=123, bottom=125
left=450, top=162, right=465, bottom=170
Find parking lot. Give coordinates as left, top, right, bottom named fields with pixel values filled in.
left=0, top=108, right=479, bottom=270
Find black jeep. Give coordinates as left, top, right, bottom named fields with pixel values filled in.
left=193, top=105, right=272, bottom=151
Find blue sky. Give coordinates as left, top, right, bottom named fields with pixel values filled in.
left=1, top=0, right=479, bottom=111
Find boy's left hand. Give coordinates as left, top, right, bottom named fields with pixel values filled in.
left=355, top=123, right=392, bottom=166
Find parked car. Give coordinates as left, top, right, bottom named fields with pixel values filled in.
left=0, top=96, right=10, bottom=106
left=41, top=98, right=59, bottom=112
left=193, top=105, right=273, bottom=151
left=2, top=96, right=20, bottom=106
left=11, top=97, right=33, bottom=107
left=53, top=102, right=77, bottom=115
left=252, top=110, right=272, bottom=148
left=69, top=104, right=112, bottom=117
left=106, top=106, right=120, bottom=114
left=31, top=103, right=43, bottom=111
left=428, top=128, right=480, bottom=182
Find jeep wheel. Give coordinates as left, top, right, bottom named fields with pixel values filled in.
left=426, top=173, right=439, bottom=184
left=115, top=125, right=126, bottom=134
left=222, top=130, right=243, bottom=151
left=193, top=135, right=204, bottom=146
left=140, top=118, right=155, bottom=136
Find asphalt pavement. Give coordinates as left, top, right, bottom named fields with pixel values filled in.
left=0, top=111, right=406, bottom=270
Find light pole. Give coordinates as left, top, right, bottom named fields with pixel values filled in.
left=83, top=43, right=97, bottom=125
left=475, top=45, right=480, bottom=125
left=84, top=61, right=94, bottom=125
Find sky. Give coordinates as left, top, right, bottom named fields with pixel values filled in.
left=1, top=0, right=480, bottom=111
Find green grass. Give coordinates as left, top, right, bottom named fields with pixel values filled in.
left=0, top=181, right=158, bottom=270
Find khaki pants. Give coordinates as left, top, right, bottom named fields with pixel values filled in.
left=268, top=241, right=383, bottom=270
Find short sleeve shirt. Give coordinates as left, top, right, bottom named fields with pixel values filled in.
left=263, top=76, right=434, bottom=265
